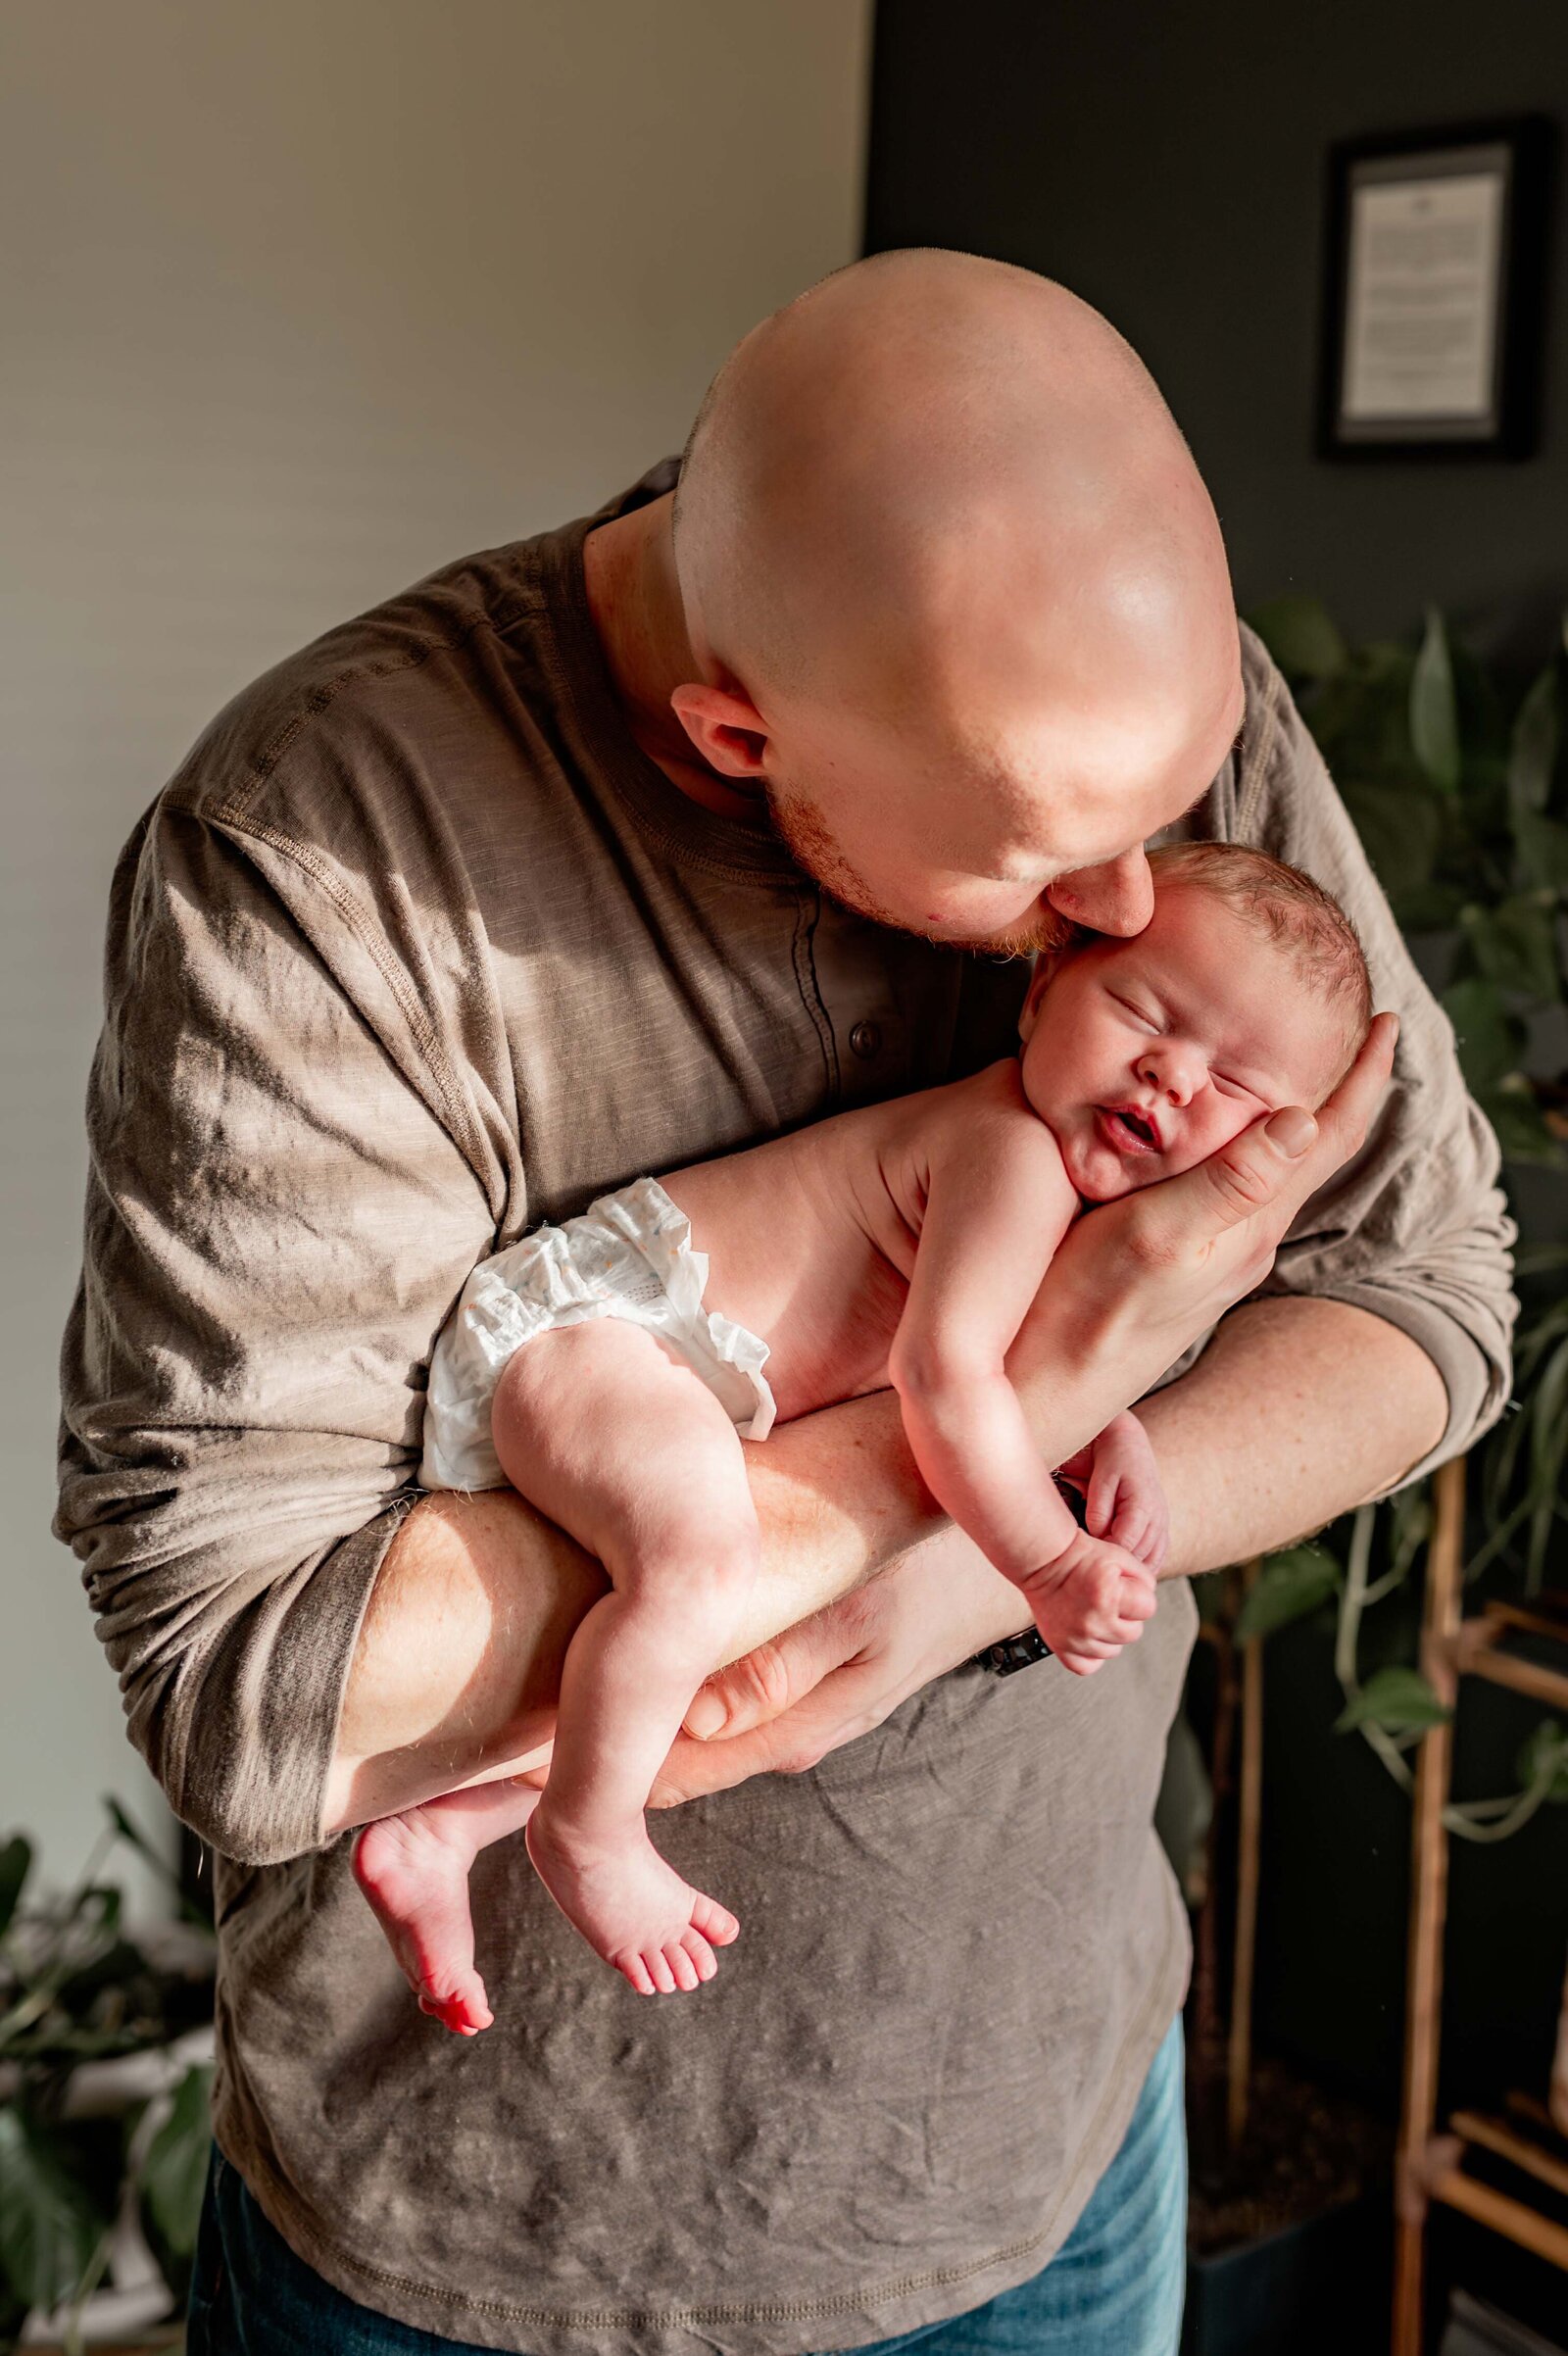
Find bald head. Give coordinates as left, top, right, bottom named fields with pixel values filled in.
left=666, top=250, right=1243, bottom=951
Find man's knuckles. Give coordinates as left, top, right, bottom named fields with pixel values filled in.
left=701, top=1638, right=798, bottom=1732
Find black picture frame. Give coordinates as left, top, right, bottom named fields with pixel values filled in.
left=1317, top=116, right=1553, bottom=461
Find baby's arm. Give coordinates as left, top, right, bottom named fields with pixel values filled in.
left=888, top=1101, right=1083, bottom=1585
left=889, top=1104, right=1158, bottom=1671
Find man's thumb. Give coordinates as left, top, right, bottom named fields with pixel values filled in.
left=1263, top=1106, right=1316, bottom=1157
left=684, top=1633, right=807, bottom=1740
left=1184, top=1102, right=1317, bottom=1232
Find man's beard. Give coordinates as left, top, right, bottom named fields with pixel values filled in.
left=763, top=782, right=1076, bottom=959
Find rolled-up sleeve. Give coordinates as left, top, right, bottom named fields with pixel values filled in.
left=1235, top=624, right=1517, bottom=1486
left=56, top=805, right=493, bottom=1865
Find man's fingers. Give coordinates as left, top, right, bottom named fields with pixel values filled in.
left=684, top=1638, right=796, bottom=1740
left=1191, top=1104, right=1318, bottom=1230
left=683, top=1592, right=872, bottom=1742
left=1087, top=1461, right=1122, bottom=1537
left=655, top=1651, right=885, bottom=1805
left=1312, top=1009, right=1398, bottom=1167
left=1159, top=1009, right=1398, bottom=1252
left=1241, top=1008, right=1400, bottom=1233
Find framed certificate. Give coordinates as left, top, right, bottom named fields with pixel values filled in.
left=1317, top=119, right=1552, bottom=458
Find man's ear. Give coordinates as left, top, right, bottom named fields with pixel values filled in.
left=669, top=683, right=770, bottom=782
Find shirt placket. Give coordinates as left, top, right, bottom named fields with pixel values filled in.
left=804, top=892, right=917, bottom=1103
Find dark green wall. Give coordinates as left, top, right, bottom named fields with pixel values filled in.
left=864, top=0, right=1566, bottom=662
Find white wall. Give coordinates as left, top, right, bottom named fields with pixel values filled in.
left=1, top=0, right=872, bottom=1908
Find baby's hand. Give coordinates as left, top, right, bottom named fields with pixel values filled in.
left=1014, top=1528, right=1158, bottom=1678
left=1058, top=1410, right=1169, bottom=1576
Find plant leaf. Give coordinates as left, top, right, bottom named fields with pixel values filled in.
left=0, top=2105, right=106, bottom=2313
left=1441, top=977, right=1527, bottom=1094
left=1480, top=1077, right=1564, bottom=1166
left=1411, top=608, right=1461, bottom=793
left=1249, top=594, right=1348, bottom=684
left=1509, top=662, right=1559, bottom=816
left=139, top=2064, right=213, bottom=2258
left=1340, top=779, right=1443, bottom=906
left=1515, top=1719, right=1568, bottom=1802
left=1459, top=894, right=1562, bottom=1003
left=1514, top=808, right=1568, bottom=893
left=0, top=1838, right=30, bottom=1942
left=1337, top=1666, right=1450, bottom=1735
left=1237, top=1545, right=1342, bottom=1640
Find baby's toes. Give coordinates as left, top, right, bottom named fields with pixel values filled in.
left=616, top=1951, right=659, bottom=1997
left=663, top=1939, right=702, bottom=1993
left=679, top=1928, right=718, bottom=1985
left=419, top=1976, right=492, bottom=2037
left=643, top=1944, right=678, bottom=1996
left=691, top=1893, right=740, bottom=1947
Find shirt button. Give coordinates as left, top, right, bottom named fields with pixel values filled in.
left=849, top=1019, right=882, bottom=1060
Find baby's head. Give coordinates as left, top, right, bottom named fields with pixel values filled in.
left=1018, top=842, right=1372, bottom=1204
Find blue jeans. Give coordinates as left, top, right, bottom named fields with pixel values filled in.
left=187, top=2019, right=1185, bottom=2356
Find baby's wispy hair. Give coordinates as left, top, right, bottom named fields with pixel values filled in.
left=1147, top=840, right=1373, bottom=1083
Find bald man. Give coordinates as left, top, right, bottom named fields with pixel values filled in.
left=59, top=254, right=1513, bottom=2356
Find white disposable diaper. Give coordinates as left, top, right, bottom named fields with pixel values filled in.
left=418, top=1176, right=776, bottom=1493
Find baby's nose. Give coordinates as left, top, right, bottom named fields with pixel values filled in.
left=1144, top=1050, right=1200, bottom=1106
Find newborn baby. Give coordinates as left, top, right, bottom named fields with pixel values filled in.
left=356, top=841, right=1370, bottom=2026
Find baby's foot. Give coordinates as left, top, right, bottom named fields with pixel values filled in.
left=355, top=1793, right=529, bottom=2036
left=525, top=1807, right=739, bottom=1995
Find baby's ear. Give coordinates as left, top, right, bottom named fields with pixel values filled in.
left=1018, top=953, right=1061, bottom=1043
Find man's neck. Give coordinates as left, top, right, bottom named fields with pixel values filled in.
left=581, top=494, right=766, bottom=825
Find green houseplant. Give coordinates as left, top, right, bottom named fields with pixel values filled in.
left=1239, top=594, right=1568, bottom=1778
left=0, top=1802, right=215, bottom=2354
left=1177, top=600, right=1568, bottom=2355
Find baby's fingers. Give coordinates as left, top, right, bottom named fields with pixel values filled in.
left=1055, top=1644, right=1115, bottom=1677
left=1117, top=1582, right=1157, bottom=1625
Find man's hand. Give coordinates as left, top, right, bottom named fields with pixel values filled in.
left=1009, top=1012, right=1398, bottom=1461
left=1056, top=1411, right=1169, bottom=1574
left=648, top=1529, right=1025, bottom=1807
left=1080, top=1013, right=1396, bottom=1354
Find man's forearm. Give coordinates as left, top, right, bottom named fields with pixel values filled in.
left=1138, top=1295, right=1449, bottom=1577
left=325, top=1382, right=949, bottom=1834
left=326, top=1274, right=1444, bottom=1834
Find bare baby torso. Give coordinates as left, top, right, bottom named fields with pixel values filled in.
left=661, top=1057, right=1071, bottom=1425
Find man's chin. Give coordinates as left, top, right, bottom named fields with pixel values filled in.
left=950, top=908, right=1078, bottom=958
left=808, top=867, right=1072, bottom=960
left=765, top=784, right=1070, bottom=959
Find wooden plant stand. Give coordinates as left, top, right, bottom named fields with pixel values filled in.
left=1393, top=1454, right=1568, bottom=2354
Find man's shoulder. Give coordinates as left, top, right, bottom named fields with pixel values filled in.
left=162, top=533, right=558, bottom=839
left=1233, top=618, right=1331, bottom=842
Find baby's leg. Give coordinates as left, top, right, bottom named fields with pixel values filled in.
left=354, top=1779, right=540, bottom=2037
left=494, top=1317, right=759, bottom=1994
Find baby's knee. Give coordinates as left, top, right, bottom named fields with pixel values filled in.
left=632, top=1514, right=760, bottom=1614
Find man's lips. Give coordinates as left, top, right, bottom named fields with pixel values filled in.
left=1096, top=1104, right=1162, bottom=1154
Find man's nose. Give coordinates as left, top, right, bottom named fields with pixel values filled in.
left=1045, top=847, right=1154, bottom=937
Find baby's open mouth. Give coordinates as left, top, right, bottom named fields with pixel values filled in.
left=1098, top=1104, right=1161, bottom=1153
